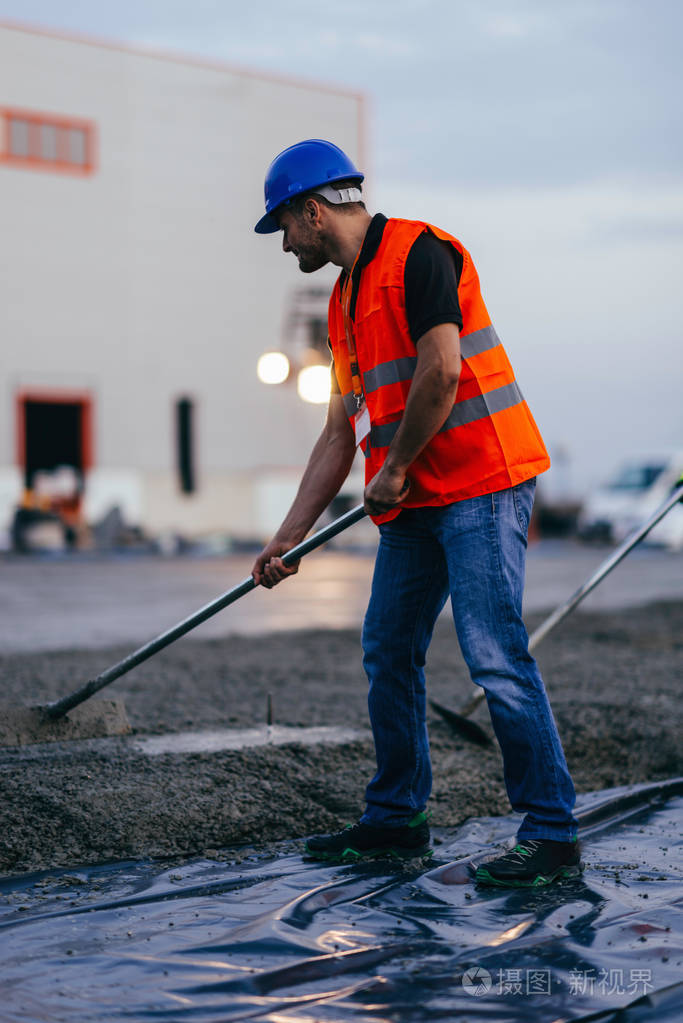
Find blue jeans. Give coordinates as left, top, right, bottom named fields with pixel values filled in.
left=360, top=479, right=578, bottom=842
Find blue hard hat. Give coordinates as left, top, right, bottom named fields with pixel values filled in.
left=254, top=139, right=364, bottom=234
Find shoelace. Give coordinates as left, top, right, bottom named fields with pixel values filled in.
left=342, top=822, right=367, bottom=836
left=504, top=840, right=543, bottom=865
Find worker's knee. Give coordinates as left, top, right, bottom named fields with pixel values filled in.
left=362, top=612, right=423, bottom=678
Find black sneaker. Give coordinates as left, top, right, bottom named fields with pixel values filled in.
left=475, top=838, right=582, bottom=887
left=304, top=811, right=431, bottom=863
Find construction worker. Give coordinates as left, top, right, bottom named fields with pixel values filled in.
left=252, top=139, right=580, bottom=886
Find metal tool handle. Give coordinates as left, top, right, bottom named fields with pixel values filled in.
left=526, top=480, right=683, bottom=649
left=457, top=480, right=683, bottom=719
left=46, top=504, right=367, bottom=719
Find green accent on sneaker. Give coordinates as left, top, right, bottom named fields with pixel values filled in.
left=475, top=863, right=582, bottom=888
left=304, top=813, right=431, bottom=864
left=309, top=843, right=433, bottom=864
left=474, top=838, right=582, bottom=888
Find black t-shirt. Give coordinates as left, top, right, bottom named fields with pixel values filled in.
left=404, top=229, right=463, bottom=340
left=330, top=214, right=463, bottom=394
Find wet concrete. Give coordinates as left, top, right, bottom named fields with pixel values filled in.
left=1, top=600, right=681, bottom=875
left=0, top=698, right=130, bottom=747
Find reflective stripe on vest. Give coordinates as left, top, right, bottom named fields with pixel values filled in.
left=341, top=324, right=503, bottom=415
left=365, top=380, right=524, bottom=453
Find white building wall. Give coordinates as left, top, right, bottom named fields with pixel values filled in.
left=0, top=21, right=365, bottom=539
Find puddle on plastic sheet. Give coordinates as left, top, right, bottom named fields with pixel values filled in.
left=1, top=778, right=682, bottom=1022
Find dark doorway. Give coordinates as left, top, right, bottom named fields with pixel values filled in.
left=23, top=400, right=84, bottom=488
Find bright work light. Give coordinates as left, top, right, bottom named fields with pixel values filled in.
left=297, top=365, right=330, bottom=404
left=257, top=351, right=290, bottom=385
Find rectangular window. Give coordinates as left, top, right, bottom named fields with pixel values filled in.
left=176, top=398, right=196, bottom=495
left=0, top=107, right=96, bottom=176
left=40, top=123, right=58, bottom=161
left=9, top=117, right=29, bottom=157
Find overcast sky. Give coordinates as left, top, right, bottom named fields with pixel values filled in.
left=2, top=0, right=682, bottom=493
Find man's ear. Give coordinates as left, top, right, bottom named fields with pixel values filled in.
left=303, top=196, right=323, bottom=226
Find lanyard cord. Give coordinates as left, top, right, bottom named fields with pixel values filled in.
left=340, top=249, right=365, bottom=410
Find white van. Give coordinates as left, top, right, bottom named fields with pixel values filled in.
left=578, top=452, right=683, bottom=550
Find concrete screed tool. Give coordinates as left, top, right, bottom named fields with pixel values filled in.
left=0, top=505, right=367, bottom=747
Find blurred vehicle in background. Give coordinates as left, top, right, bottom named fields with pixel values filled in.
left=578, top=451, right=683, bottom=549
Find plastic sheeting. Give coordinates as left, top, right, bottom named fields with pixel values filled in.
left=1, top=778, right=682, bottom=1022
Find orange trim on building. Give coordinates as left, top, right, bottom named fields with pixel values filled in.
left=0, top=105, right=97, bottom=176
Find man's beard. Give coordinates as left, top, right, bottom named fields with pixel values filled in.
left=296, top=225, right=330, bottom=273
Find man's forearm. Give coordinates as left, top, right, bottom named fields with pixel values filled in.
left=362, top=324, right=461, bottom=516
left=384, top=356, right=460, bottom=475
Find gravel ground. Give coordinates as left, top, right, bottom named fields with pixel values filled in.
left=1, top=600, right=681, bottom=875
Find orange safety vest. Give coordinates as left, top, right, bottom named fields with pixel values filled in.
left=328, top=218, right=550, bottom=523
